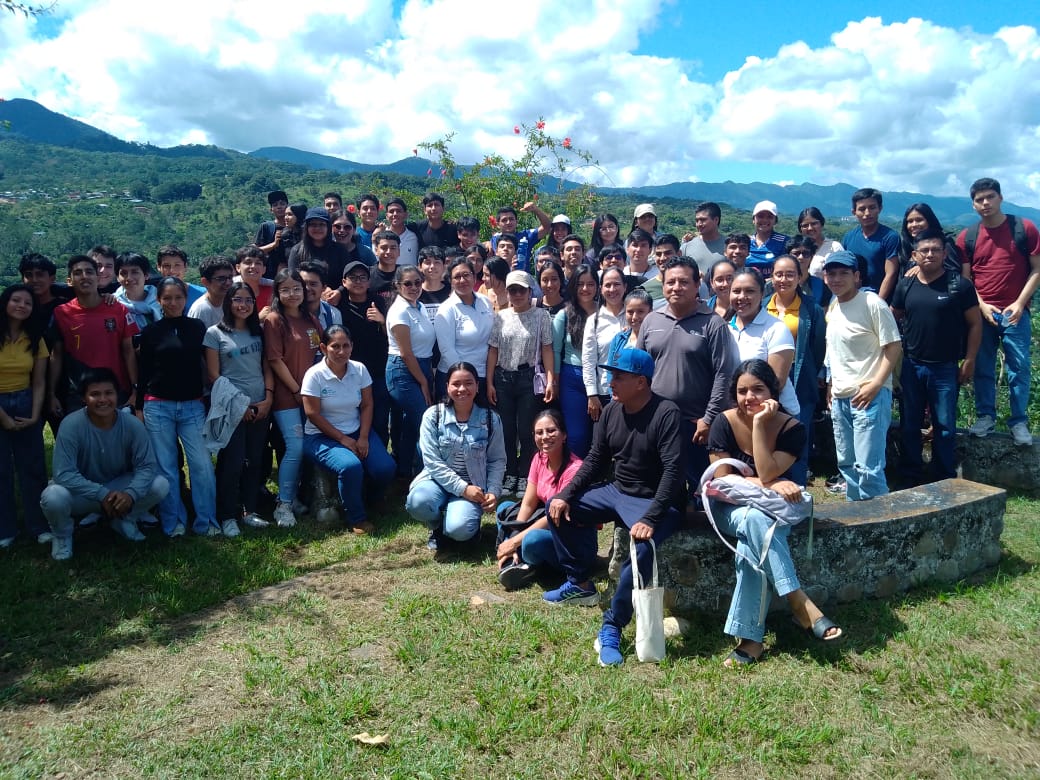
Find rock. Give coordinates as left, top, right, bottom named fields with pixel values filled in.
left=663, top=616, right=690, bottom=638
left=469, top=591, right=506, bottom=606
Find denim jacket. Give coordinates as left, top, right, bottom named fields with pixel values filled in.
left=763, top=291, right=826, bottom=410
left=412, top=403, right=506, bottom=497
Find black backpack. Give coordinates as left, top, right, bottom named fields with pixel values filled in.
left=962, top=214, right=1032, bottom=266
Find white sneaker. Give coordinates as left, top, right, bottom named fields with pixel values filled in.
left=51, top=536, right=73, bottom=560
left=112, top=517, right=146, bottom=542
left=37, top=532, right=54, bottom=544
left=242, top=512, right=270, bottom=528
left=79, top=512, right=101, bottom=527
left=0, top=537, right=14, bottom=549
left=221, top=519, right=241, bottom=537
left=274, top=501, right=296, bottom=528
left=969, top=415, right=995, bottom=437
left=169, top=523, right=186, bottom=538
left=199, top=524, right=222, bottom=537
left=1011, top=422, right=1032, bottom=447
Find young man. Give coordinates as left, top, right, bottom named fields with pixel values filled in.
left=495, top=233, right=519, bottom=267
left=679, top=202, right=726, bottom=276
left=235, top=246, right=273, bottom=311
left=88, top=244, right=120, bottom=294
left=956, top=177, right=1040, bottom=445
left=746, top=200, right=788, bottom=277
left=323, top=192, right=343, bottom=213
left=298, top=260, right=342, bottom=330
left=385, top=198, right=420, bottom=266
left=19, top=252, right=72, bottom=325
left=638, top=256, right=738, bottom=486
left=891, top=230, right=981, bottom=484
left=156, top=245, right=205, bottom=309
left=823, top=250, right=901, bottom=501
left=623, top=229, right=655, bottom=281
left=187, top=255, right=236, bottom=327
left=639, top=234, right=682, bottom=310
left=545, top=348, right=684, bottom=667
left=415, top=192, right=459, bottom=249
left=255, top=190, right=289, bottom=278
left=40, top=367, right=168, bottom=560
left=723, top=233, right=750, bottom=270
left=336, top=261, right=390, bottom=445
left=560, top=235, right=585, bottom=280
left=369, top=230, right=402, bottom=307
left=114, top=252, right=162, bottom=329
left=487, top=201, right=552, bottom=270
left=356, top=193, right=381, bottom=249
left=49, top=255, right=140, bottom=416
left=456, top=216, right=481, bottom=252
left=842, top=188, right=899, bottom=301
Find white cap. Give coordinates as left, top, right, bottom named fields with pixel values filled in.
left=752, top=200, right=778, bottom=217
left=634, top=203, right=656, bottom=218
left=505, top=270, right=532, bottom=288
left=551, top=214, right=571, bottom=226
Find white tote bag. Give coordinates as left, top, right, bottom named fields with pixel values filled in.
left=630, top=536, right=666, bottom=663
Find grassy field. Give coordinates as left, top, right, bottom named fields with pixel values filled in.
left=0, top=481, right=1037, bottom=779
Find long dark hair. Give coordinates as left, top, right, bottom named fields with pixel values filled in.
left=590, top=213, right=621, bottom=256
left=563, top=264, right=597, bottom=350
left=533, top=407, right=573, bottom=488
left=0, top=284, right=43, bottom=355
left=729, top=358, right=788, bottom=414
left=443, top=361, right=487, bottom=409
left=219, top=282, right=263, bottom=337
left=899, top=202, right=944, bottom=266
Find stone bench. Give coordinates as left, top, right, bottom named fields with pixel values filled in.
left=956, top=431, right=1040, bottom=494
left=609, top=478, right=1006, bottom=615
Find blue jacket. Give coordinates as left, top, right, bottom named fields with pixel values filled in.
left=763, top=291, right=826, bottom=412
left=412, top=403, right=506, bottom=497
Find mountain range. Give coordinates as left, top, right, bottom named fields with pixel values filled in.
left=3, top=98, right=1037, bottom=225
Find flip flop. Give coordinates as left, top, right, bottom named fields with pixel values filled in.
left=793, top=615, right=843, bottom=642
left=723, top=648, right=760, bottom=668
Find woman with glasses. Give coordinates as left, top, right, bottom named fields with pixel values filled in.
left=434, top=258, right=494, bottom=399
left=797, top=206, right=843, bottom=280
left=586, top=213, right=622, bottom=264
left=386, top=265, right=437, bottom=479
left=783, top=235, right=825, bottom=304
left=263, top=269, right=323, bottom=527
left=329, top=209, right=377, bottom=269
left=205, top=282, right=274, bottom=532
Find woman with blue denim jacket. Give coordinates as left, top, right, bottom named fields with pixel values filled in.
left=764, top=255, right=827, bottom=485
left=406, top=362, right=506, bottom=550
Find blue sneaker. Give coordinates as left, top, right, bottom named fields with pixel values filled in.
left=542, top=580, right=598, bottom=606
left=594, top=624, right=624, bottom=666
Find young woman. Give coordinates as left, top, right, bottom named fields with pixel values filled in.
left=536, top=261, right=566, bottom=316
left=708, top=359, right=842, bottom=666
left=782, top=235, right=822, bottom=302
left=604, top=288, right=653, bottom=373
left=386, top=265, right=437, bottom=479
left=406, top=362, right=505, bottom=549
left=204, top=282, right=273, bottom=531
left=264, top=269, right=323, bottom=527
left=597, top=245, right=626, bottom=272
left=495, top=408, right=582, bottom=590
left=486, top=272, right=556, bottom=495
left=581, top=266, right=628, bottom=421
left=728, top=270, right=799, bottom=419
left=482, top=256, right=510, bottom=311
left=0, top=284, right=48, bottom=546
left=138, top=277, right=218, bottom=537
left=466, top=244, right=489, bottom=292
left=898, top=202, right=962, bottom=274
left=798, top=206, right=844, bottom=279
left=707, top=259, right=737, bottom=320
left=766, top=255, right=827, bottom=484
left=330, top=209, right=378, bottom=269
left=434, top=258, right=494, bottom=399
left=552, top=264, right=598, bottom=457
left=544, top=214, right=572, bottom=256
left=587, top=213, right=621, bottom=263
left=301, top=326, right=396, bottom=535
left=288, top=207, right=350, bottom=287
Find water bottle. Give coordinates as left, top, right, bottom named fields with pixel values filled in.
left=517, top=235, right=530, bottom=273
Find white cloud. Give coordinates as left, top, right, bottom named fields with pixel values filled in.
left=0, top=3, right=1038, bottom=202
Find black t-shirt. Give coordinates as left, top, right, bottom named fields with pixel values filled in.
left=337, top=293, right=389, bottom=378
left=413, top=220, right=459, bottom=249
left=370, top=267, right=398, bottom=309
left=288, top=241, right=351, bottom=289
left=707, top=413, right=806, bottom=481
left=892, top=272, right=978, bottom=363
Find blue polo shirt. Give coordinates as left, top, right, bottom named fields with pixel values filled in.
left=842, top=224, right=899, bottom=295
left=747, top=231, right=788, bottom=275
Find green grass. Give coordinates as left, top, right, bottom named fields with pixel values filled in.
left=0, top=487, right=1037, bottom=778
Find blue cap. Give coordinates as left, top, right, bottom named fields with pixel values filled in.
left=599, top=348, right=655, bottom=379
left=304, top=206, right=331, bottom=224
left=822, top=250, right=857, bottom=270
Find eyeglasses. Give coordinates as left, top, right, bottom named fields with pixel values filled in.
left=788, top=250, right=811, bottom=258
left=452, top=272, right=474, bottom=281
left=231, top=297, right=255, bottom=305
left=346, top=274, right=369, bottom=282
left=399, top=280, right=422, bottom=288
left=279, top=287, right=304, bottom=296
left=772, top=271, right=798, bottom=280
left=212, top=275, right=234, bottom=284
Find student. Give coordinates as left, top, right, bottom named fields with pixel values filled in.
left=89, top=244, right=120, bottom=294
left=235, top=245, right=273, bottom=311
left=587, top=213, right=621, bottom=264
left=822, top=251, right=901, bottom=500
left=187, top=255, right=236, bottom=328
left=631, top=204, right=659, bottom=236
left=892, top=230, right=982, bottom=483
left=369, top=230, right=402, bottom=308
left=385, top=198, right=421, bottom=266
left=545, top=348, right=684, bottom=667
left=957, top=177, right=1040, bottom=445
left=49, top=255, right=139, bottom=416
left=298, top=260, right=342, bottom=330
left=255, top=190, right=290, bottom=278
left=418, top=245, right=451, bottom=322
left=156, top=245, right=205, bottom=309
left=114, top=252, right=162, bottom=329
left=456, top=216, right=481, bottom=253
left=41, top=367, right=169, bottom=560
left=487, top=202, right=552, bottom=265
left=842, top=188, right=900, bottom=301
left=287, top=207, right=350, bottom=287
left=329, top=209, right=378, bottom=269
left=623, top=229, right=655, bottom=281
left=723, top=233, right=750, bottom=270
left=747, top=200, right=788, bottom=277
left=355, top=193, right=381, bottom=250
left=323, top=192, right=343, bottom=213
left=434, top=258, right=494, bottom=398
left=679, top=202, right=726, bottom=275
left=553, top=265, right=599, bottom=457
left=415, top=192, right=459, bottom=249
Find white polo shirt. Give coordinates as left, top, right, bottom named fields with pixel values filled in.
left=300, top=358, right=372, bottom=436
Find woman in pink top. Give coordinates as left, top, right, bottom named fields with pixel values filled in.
left=495, top=408, right=582, bottom=590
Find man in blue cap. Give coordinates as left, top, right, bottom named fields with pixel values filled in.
left=544, top=348, right=685, bottom=666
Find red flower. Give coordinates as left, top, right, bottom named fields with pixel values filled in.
left=513, top=125, right=520, bottom=134
left=536, top=120, right=545, bottom=130
left=455, top=184, right=462, bottom=192
left=489, top=216, right=498, bottom=227
left=440, top=168, right=447, bottom=177
left=525, top=171, right=532, bottom=178
left=412, top=148, right=418, bottom=156
left=562, top=137, right=572, bottom=148
left=347, top=204, right=356, bottom=213
left=427, top=168, right=433, bottom=176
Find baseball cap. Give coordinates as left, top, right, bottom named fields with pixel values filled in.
left=505, top=270, right=532, bottom=289
left=752, top=200, right=778, bottom=217
left=304, top=206, right=331, bottom=224
left=551, top=214, right=571, bottom=226
left=634, top=204, right=656, bottom=218
left=822, top=250, right=857, bottom=270
left=599, top=348, right=655, bottom=379
left=342, top=261, right=370, bottom=278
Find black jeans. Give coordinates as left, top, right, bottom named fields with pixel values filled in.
left=493, top=365, right=538, bottom=480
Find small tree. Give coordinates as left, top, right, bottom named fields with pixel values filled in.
left=419, top=120, right=601, bottom=238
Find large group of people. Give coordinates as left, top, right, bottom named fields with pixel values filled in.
left=2, top=177, right=1037, bottom=668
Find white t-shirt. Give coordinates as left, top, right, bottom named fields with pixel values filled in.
left=434, top=292, right=495, bottom=375
left=187, top=296, right=224, bottom=329
left=825, top=291, right=901, bottom=398
left=808, top=239, right=845, bottom=278
left=396, top=228, right=420, bottom=267
left=300, top=358, right=372, bottom=436
left=387, top=297, right=437, bottom=359
left=581, top=306, right=625, bottom=396
left=729, top=309, right=800, bottom=416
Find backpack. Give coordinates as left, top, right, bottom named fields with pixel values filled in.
left=962, top=214, right=1032, bottom=266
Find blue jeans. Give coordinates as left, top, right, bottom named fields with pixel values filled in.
left=974, top=315, right=1032, bottom=427
left=369, top=369, right=391, bottom=448
left=387, top=355, right=433, bottom=478
left=548, top=482, right=679, bottom=629
left=216, top=417, right=268, bottom=520
left=495, top=501, right=560, bottom=570
left=680, top=417, right=708, bottom=495
left=831, top=388, right=892, bottom=501
left=273, top=407, right=305, bottom=504
left=303, top=431, right=396, bottom=526
left=144, top=399, right=217, bottom=535
left=41, top=475, right=169, bottom=539
left=789, top=399, right=815, bottom=487
left=900, top=359, right=960, bottom=482
left=492, top=365, right=538, bottom=480
left=0, top=388, right=47, bottom=539
left=558, top=363, right=593, bottom=458
left=405, top=478, right=482, bottom=542
left=711, top=500, right=800, bottom=643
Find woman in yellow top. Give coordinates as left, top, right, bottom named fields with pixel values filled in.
left=0, top=284, right=50, bottom=546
